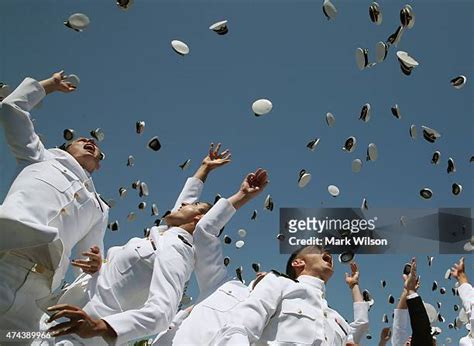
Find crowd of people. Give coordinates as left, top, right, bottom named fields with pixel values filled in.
left=0, top=72, right=472, bottom=345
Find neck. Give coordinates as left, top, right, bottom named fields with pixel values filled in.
left=177, top=222, right=195, bottom=234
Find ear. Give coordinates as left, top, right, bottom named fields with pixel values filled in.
left=193, top=214, right=204, bottom=223
left=292, top=258, right=305, bottom=272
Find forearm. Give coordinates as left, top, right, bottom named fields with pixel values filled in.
left=351, top=284, right=363, bottom=302
left=39, top=77, right=58, bottom=95
left=193, top=163, right=211, bottom=183
left=228, top=191, right=253, bottom=210
left=397, top=290, right=408, bottom=309
left=458, top=273, right=469, bottom=285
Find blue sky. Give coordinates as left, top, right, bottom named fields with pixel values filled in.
left=1, top=0, right=473, bottom=344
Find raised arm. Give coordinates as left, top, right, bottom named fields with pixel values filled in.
left=0, top=71, right=75, bottom=164
left=344, top=263, right=369, bottom=344
left=47, top=236, right=194, bottom=345
left=172, top=143, right=231, bottom=211
left=451, top=257, right=474, bottom=316
left=193, top=169, right=269, bottom=301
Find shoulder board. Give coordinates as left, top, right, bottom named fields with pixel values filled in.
left=270, top=269, right=298, bottom=282
left=99, top=195, right=112, bottom=208
left=178, top=234, right=193, bottom=248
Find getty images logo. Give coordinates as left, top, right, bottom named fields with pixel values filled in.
left=287, top=216, right=378, bottom=234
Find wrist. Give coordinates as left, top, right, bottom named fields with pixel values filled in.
left=97, top=319, right=117, bottom=339
left=349, top=282, right=359, bottom=290
left=39, top=78, right=56, bottom=95
left=407, top=289, right=417, bottom=296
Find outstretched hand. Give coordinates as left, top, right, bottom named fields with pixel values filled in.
left=403, top=257, right=419, bottom=293
left=40, top=70, right=77, bottom=94
left=450, top=257, right=468, bottom=284
left=202, top=142, right=231, bottom=170
left=71, top=246, right=102, bottom=274
left=240, top=168, right=269, bottom=198
left=344, top=262, right=360, bottom=288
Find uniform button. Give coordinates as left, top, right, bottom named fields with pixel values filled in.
left=60, top=208, right=67, bottom=214
left=325, top=336, right=328, bottom=341
left=324, top=312, right=328, bottom=318
left=63, top=169, right=67, bottom=173
left=228, top=290, right=232, bottom=294
left=298, top=309, right=302, bottom=314
left=74, top=192, right=80, bottom=199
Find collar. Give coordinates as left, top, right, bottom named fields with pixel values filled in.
left=49, top=148, right=92, bottom=186
left=297, top=275, right=326, bottom=294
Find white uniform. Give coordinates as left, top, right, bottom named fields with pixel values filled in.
left=54, top=177, right=236, bottom=345
left=0, top=78, right=108, bottom=332
left=458, top=283, right=474, bottom=345
left=391, top=308, right=410, bottom=346
left=215, top=272, right=369, bottom=346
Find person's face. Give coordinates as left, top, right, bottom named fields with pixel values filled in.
left=164, top=202, right=209, bottom=227
left=294, top=250, right=334, bottom=282
left=66, top=137, right=101, bottom=173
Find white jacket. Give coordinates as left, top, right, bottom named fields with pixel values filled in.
left=0, top=77, right=108, bottom=291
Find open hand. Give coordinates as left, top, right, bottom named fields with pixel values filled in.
left=403, top=257, right=419, bottom=293
left=240, top=168, right=269, bottom=198
left=344, top=262, right=360, bottom=288
left=71, top=246, right=102, bottom=274
left=202, top=143, right=231, bottom=170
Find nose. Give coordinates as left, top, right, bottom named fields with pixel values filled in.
left=181, top=203, right=189, bottom=207
left=87, top=138, right=97, bottom=147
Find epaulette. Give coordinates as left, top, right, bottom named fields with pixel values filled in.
left=270, top=269, right=298, bottom=282
left=178, top=235, right=193, bottom=248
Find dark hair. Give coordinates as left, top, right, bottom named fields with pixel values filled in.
left=198, top=202, right=213, bottom=214
left=285, top=245, right=325, bottom=279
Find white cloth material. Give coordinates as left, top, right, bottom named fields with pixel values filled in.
left=55, top=178, right=235, bottom=345
left=154, top=193, right=239, bottom=346
left=215, top=273, right=368, bottom=345
left=458, top=283, right=474, bottom=345
left=391, top=309, right=410, bottom=346
left=0, top=77, right=108, bottom=332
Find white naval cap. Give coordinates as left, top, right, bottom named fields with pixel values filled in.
left=352, top=159, right=362, bottom=173
left=238, top=229, right=247, bottom=237
left=420, top=188, right=433, bottom=200
left=361, top=198, right=368, bottom=210
left=148, top=136, right=162, bottom=151
left=264, top=194, right=274, bottom=211
left=251, top=209, right=257, bottom=220
left=452, top=183, right=462, bottom=196
left=64, top=74, right=80, bottom=88
left=451, top=75, right=467, bottom=89
left=306, top=138, right=321, bottom=151
left=64, top=13, right=90, bottom=32
left=326, top=112, right=336, bottom=127
left=223, top=235, right=232, bottom=244
left=431, top=151, right=441, bottom=164
left=151, top=203, right=159, bottom=216
left=322, top=0, right=337, bottom=20
left=369, top=2, right=383, bottom=25
left=209, top=20, right=228, bottom=35
left=342, top=136, right=357, bottom=153
left=338, top=252, right=354, bottom=263
left=0, top=83, right=11, bottom=100
left=63, top=128, right=75, bottom=141
left=366, top=143, right=378, bottom=161
left=447, top=157, right=456, bottom=174
left=252, top=99, right=273, bottom=116
left=298, top=169, right=312, bottom=188
left=116, top=0, right=134, bottom=10
left=136, top=121, right=145, bottom=134
left=127, top=155, right=134, bottom=167
left=90, top=128, right=105, bottom=142
left=387, top=26, right=405, bottom=47
left=171, top=40, right=190, bottom=56
left=108, top=220, right=119, bottom=231
left=422, top=126, right=441, bottom=143
left=328, top=184, right=340, bottom=197
left=424, top=303, right=438, bottom=323
left=179, top=159, right=191, bottom=170
left=355, top=48, right=369, bottom=71
left=119, top=187, right=127, bottom=198
left=359, top=103, right=371, bottom=122
left=400, top=4, right=415, bottom=29
left=409, top=124, right=417, bottom=139
left=139, top=181, right=149, bottom=197
left=127, top=212, right=136, bottom=222
left=396, top=51, right=419, bottom=76
left=138, top=201, right=146, bottom=210
left=391, top=104, right=401, bottom=119
left=375, top=41, right=389, bottom=63
left=235, top=240, right=245, bottom=249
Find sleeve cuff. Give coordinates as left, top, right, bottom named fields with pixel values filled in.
left=407, top=292, right=419, bottom=299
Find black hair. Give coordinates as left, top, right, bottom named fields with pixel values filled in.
left=285, top=245, right=325, bottom=279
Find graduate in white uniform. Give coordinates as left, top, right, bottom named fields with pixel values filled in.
left=0, top=72, right=108, bottom=332
left=153, top=166, right=269, bottom=345
left=215, top=245, right=370, bottom=345
left=46, top=146, right=269, bottom=345
left=450, top=257, right=474, bottom=346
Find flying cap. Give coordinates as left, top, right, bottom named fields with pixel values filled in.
left=352, top=159, right=362, bottom=173
left=108, top=220, right=119, bottom=231
left=0, top=83, right=11, bottom=101
left=127, top=155, right=134, bottom=167
left=338, top=252, right=354, bottom=263
left=307, top=138, right=321, bottom=151
left=422, top=126, right=441, bottom=143
left=424, top=303, right=438, bottom=323
left=391, top=104, right=401, bottom=119
left=400, top=4, right=415, bottom=29
left=343, top=137, right=357, bottom=152
left=148, top=136, right=162, bottom=151
left=369, top=2, right=383, bottom=25
left=328, top=184, right=340, bottom=197
left=322, top=0, right=337, bottom=20
left=428, top=256, right=434, bottom=266
left=452, top=183, right=462, bottom=196
left=326, top=112, right=336, bottom=127
left=151, top=203, right=159, bottom=216
left=136, top=121, right=145, bottom=134
left=388, top=295, right=395, bottom=304
left=355, top=48, right=369, bottom=70
left=179, top=159, right=191, bottom=170
left=119, top=187, right=127, bottom=198
left=138, top=201, right=146, bottom=210
left=171, top=40, right=190, bottom=56
left=252, top=263, right=261, bottom=272
left=447, top=158, right=456, bottom=173
left=238, top=229, right=247, bottom=237
left=298, top=169, right=312, bottom=188
left=366, top=143, right=378, bottom=161
left=396, top=51, right=419, bottom=76
left=450, top=75, right=467, bottom=89
left=420, top=188, right=433, bottom=199
left=139, top=182, right=149, bottom=197
left=131, top=180, right=140, bottom=189
left=410, top=124, right=417, bottom=139
left=209, top=20, right=228, bottom=35
left=387, top=26, right=405, bottom=47
left=431, top=151, right=441, bottom=164
left=359, top=104, right=371, bottom=122
left=224, top=257, right=230, bottom=266
left=251, top=210, right=257, bottom=220
left=63, top=129, right=75, bottom=141
left=361, top=198, right=368, bottom=210
left=264, top=194, right=273, bottom=211
left=363, top=290, right=375, bottom=307
left=432, top=281, right=438, bottom=291
left=127, top=212, right=136, bottom=222
left=64, top=13, right=90, bottom=32
left=223, top=235, right=232, bottom=244
left=252, top=99, right=273, bottom=116
left=90, top=128, right=105, bottom=142
left=375, top=41, right=388, bottom=63
left=116, top=0, right=133, bottom=10
left=235, top=240, right=245, bottom=249
left=64, top=74, right=80, bottom=88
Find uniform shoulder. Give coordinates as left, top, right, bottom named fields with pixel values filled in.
left=99, top=195, right=112, bottom=208
left=178, top=234, right=193, bottom=248
left=270, top=269, right=299, bottom=283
